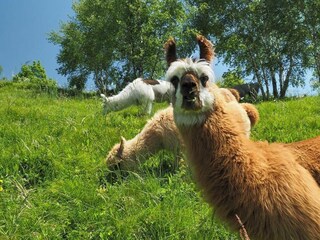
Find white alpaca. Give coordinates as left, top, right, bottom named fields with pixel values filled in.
left=101, top=78, right=174, bottom=115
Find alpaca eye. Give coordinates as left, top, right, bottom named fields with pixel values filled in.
left=170, top=76, right=179, bottom=89
left=200, top=75, right=209, bottom=86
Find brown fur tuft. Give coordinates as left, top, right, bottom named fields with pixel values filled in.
left=143, top=79, right=160, bottom=85
left=197, top=35, right=215, bottom=62
left=164, top=37, right=177, bottom=66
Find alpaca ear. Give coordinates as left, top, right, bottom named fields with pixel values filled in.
left=164, top=37, right=177, bottom=67
left=117, top=136, right=126, bottom=156
left=101, top=94, right=108, bottom=103
left=197, top=35, right=215, bottom=63
left=240, top=103, right=260, bottom=127
left=228, top=88, right=241, bottom=102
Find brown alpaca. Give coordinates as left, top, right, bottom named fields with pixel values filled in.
left=106, top=87, right=259, bottom=170
left=164, top=35, right=320, bottom=240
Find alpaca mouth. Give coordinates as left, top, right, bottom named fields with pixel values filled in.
left=182, top=94, right=202, bottom=110
left=184, top=96, right=197, bottom=102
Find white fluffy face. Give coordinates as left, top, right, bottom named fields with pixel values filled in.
left=165, top=58, right=215, bottom=126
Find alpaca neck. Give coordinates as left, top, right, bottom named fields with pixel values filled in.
left=123, top=131, right=163, bottom=162
left=107, top=90, right=135, bottom=110
left=176, top=104, right=258, bottom=201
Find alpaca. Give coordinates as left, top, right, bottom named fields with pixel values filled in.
left=164, top=35, right=320, bottom=240
left=233, top=82, right=260, bottom=100
left=106, top=87, right=260, bottom=171
left=101, top=78, right=174, bottom=115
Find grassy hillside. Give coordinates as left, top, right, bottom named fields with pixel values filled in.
left=0, top=85, right=319, bottom=239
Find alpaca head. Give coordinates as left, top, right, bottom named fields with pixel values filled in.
left=164, top=35, right=216, bottom=125
left=106, top=136, right=127, bottom=170
left=101, top=93, right=120, bottom=114
left=101, top=94, right=111, bottom=114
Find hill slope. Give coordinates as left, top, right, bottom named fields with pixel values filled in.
left=1, top=85, right=319, bottom=239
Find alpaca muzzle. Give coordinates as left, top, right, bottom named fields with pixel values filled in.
left=180, top=73, right=202, bottom=111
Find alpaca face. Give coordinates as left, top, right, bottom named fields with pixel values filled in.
left=100, top=94, right=120, bottom=114
left=164, top=36, right=215, bottom=125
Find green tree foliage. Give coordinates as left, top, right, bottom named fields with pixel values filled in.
left=217, top=69, right=245, bottom=88
left=302, top=1, right=320, bottom=83
left=49, top=0, right=196, bottom=92
left=12, top=61, right=57, bottom=94
left=191, top=0, right=318, bottom=99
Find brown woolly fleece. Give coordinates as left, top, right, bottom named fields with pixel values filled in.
left=106, top=87, right=258, bottom=170
left=176, top=89, right=320, bottom=240
left=106, top=106, right=181, bottom=170
left=285, top=136, right=320, bottom=186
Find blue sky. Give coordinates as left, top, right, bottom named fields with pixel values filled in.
left=0, top=0, right=229, bottom=89
left=0, top=1, right=315, bottom=95
left=0, top=0, right=73, bottom=87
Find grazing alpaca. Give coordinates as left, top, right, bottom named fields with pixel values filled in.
left=106, top=88, right=259, bottom=171
left=164, top=35, right=320, bottom=239
left=101, top=78, right=174, bottom=115
left=106, top=106, right=182, bottom=171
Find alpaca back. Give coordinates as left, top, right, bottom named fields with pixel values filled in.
left=285, top=136, right=320, bottom=186
left=130, top=78, right=155, bottom=102
left=151, top=80, right=174, bottom=102
left=104, top=78, right=155, bottom=112
left=132, top=106, right=181, bottom=153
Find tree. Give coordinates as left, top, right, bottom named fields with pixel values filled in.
left=302, top=1, right=320, bottom=83
left=49, top=0, right=196, bottom=93
left=191, top=0, right=311, bottom=99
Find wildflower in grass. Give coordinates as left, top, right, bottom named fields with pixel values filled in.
left=0, top=180, right=3, bottom=192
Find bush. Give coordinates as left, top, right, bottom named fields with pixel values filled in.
left=0, top=80, right=13, bottom=88
left=12, top=61, right=58, bottom=95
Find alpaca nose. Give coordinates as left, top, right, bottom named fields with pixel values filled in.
left=180, top=74, right=197, bottom=96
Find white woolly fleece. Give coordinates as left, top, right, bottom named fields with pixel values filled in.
left=101, top=78, right=173, bottom=115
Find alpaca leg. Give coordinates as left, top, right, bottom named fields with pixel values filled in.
left=100, top=94, right=109, bottom=114
left=144, top=101, right=153, bottom=115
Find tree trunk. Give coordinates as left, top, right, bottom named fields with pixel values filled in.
left=248, top=50, right=268, bottom=99
left=261, top=67, right=271, bottom=99
left=270, top=72, right=279, bottom=99
left=280, top=58, right=294, bottom=98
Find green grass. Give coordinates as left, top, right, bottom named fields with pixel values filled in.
left=0, top=85, right=319, bottom=239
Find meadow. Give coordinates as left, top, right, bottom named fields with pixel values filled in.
left=0, top=84, right=319, bottom=239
